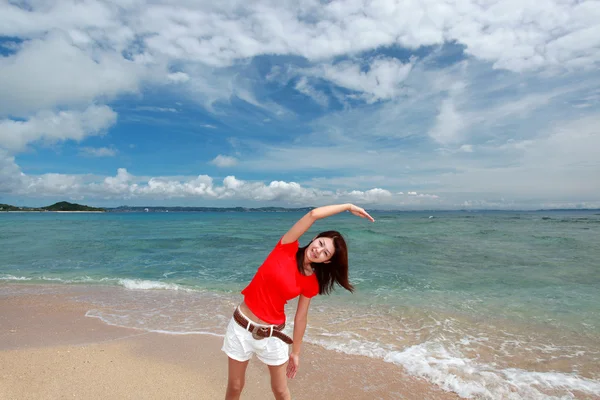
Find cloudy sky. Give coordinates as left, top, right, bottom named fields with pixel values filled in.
left=1, top=0, right=599, bottom=209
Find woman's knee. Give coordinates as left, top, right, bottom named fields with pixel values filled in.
left=227, top=378, right=245, bottom=396
left=270, top=381, right=289, bottom=399
left=226, top=356, right=248, bottom=398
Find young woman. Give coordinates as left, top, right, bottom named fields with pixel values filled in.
left=222, top=203, right=374, bottom=400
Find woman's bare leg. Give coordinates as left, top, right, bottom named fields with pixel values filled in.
left=225, top=357, right=249, bottom=400
left=268, top=362, right=291, bottom=400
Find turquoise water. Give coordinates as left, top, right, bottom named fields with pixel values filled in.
left=2, top=211, right=600, bottom=399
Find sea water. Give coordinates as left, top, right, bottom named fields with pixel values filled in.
left=1, top=211, right=599, bottom=399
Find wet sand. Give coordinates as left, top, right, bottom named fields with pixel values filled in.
left=0, top=287, right=459, bottom=400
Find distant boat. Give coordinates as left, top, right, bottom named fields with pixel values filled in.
left=144, top=208, right=149, bottom=212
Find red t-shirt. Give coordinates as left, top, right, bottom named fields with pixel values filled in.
left=241, top=238, right=320, bottom=325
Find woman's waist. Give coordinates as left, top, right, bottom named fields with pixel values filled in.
left=239, top=302, right=284, bottom=326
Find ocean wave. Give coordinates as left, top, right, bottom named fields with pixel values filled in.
left=0, top=275, right=116, bottom=283
left=117, top=278, right=196, bottom=292
left=85, top=310, right=223, bottom=337
left=0, top=275, right=32, bottom=281
left=387, top=342, right=600, bottom=399
left=0, top=275, right=200, bottom=293
left=309, top=335, right=600, bottom=399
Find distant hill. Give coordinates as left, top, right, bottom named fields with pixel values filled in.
left=42, top=201, right=105, bottom=212
left=1, top=202, right=104, bottom=212
left=0, top=204, right=25, bottom=211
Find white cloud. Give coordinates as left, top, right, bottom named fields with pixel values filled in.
left=124, top=0, right=599, bottom=74
left=1, top=0, right=597, bottom=120
left=294, top=77, right=329, bottom=107
left=311, top=58, right=413, bottom=102
left=444, top=0, right=600, bottom=72
left=79, top=147, right=118, bottom=157
left=0, top=105, right=117, bottom=152
left=0, top=163, right=396, bottom=205
left=135, top=106, right=178, bottom=113
left=146, top=1, right=586, bottom=73
left=25, top=173, right=83, bottom=196
left=0, top=149, right=25, bottom=194
left=167, top=72, right=190, bottom=83
left=428, top=98, right=465, bottom=144
left=0, top=34, right=141, bottom=117
left=409, top=192, right=440, bottom=199
left=0, top=0, right=122, bottom=40
left=210, top=155, right=238, bottom=167
left=2, top=147, right=598, bottom=208
left=346, top=188, right=392, bottom=203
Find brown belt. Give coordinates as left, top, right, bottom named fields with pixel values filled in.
left=233, top=308, right=293, bottom=345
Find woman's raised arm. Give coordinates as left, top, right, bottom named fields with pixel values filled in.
left=281, top=203, right=374, bottom=245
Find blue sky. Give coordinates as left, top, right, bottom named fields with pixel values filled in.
left=1, top=0, right=599, bottom=209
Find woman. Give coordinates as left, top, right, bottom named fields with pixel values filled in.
left=222, top=203, right=374, bottom=400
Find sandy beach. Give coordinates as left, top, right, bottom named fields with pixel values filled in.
left=0, top=286, right=459, bottom=400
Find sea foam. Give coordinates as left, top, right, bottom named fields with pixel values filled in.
left=0, top=275, right=32, bottom=281
left=386, top=341, right=600, bottom=399
left=117, top=278, right=196, bottom=292
left=308, top=334, right=600, bottom=399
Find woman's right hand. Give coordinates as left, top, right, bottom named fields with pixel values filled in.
left=287, top=352, right=300, bottom=379
left=349, top=204, right=375, bottom=222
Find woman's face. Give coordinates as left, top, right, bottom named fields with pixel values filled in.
left=306, top=237, right=335, bottom=264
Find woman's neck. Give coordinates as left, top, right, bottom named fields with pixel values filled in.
left=303, top=259, right=314, bottom=275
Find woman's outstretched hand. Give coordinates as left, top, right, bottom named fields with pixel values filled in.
left=286, top=353, right=299, bottom=379
left=349, top=204, right=375, bottom=222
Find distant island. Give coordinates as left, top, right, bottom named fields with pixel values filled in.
left=0, top=202, right=309, bottom=213
left=0, top=201, right=106, bottom=212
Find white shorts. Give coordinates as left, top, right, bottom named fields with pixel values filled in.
left=221, top=310, right=289, bottom=366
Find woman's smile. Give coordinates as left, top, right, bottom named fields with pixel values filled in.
left=307, top=237, right=335, bottom=263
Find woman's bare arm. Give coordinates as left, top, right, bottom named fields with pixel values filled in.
left=286, top=295, right=311, bottom=379
left=281, top=204, right=374, bottom=245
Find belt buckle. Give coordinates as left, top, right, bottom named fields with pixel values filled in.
left=251, top=325, right=267, bottom=340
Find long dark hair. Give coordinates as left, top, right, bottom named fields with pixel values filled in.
left=296, top=231, right=354, bottom=295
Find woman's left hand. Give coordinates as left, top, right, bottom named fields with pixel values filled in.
left=286, top=353, right=300, bottom=379
left=349, top=204, right=375, bottom=222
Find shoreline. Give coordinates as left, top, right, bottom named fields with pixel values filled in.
left=1, top=285, right=459, bottom=400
